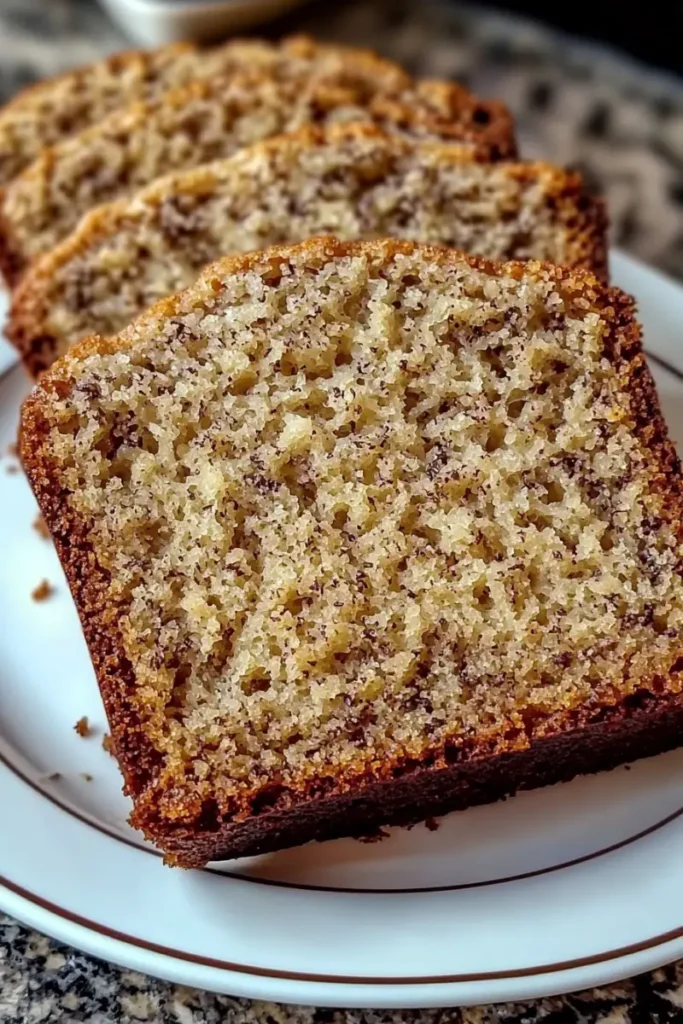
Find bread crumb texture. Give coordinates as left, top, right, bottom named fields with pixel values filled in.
left=23, top=240, right=683, bottom=823
left=12, top=125, right=603, bottom=371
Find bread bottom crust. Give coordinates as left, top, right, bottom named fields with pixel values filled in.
left=140, top=691, right=683, bottom=868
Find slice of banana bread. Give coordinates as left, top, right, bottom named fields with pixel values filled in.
left=0, top=35, right=414, bottom=187
left=0, top=70, right=514, bottom=285
left=21, top=237, right=683, bottom=867
left=8, top=124, right=604, bottom=376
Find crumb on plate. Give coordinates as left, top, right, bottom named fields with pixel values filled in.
left=33, top=515, right=51, bottom=540
left=74, top=715, right=92, bottom=738
left=356, top=829, right=390, bottom=844
left=31, top=579, right=53, bottom=601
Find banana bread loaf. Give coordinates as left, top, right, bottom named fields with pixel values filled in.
left=21, top=237, right=683, bottom=867
left=9, top=123, right=604, bottom=375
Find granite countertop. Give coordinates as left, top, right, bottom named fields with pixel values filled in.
left=3, top=0, right=683, bottom=1021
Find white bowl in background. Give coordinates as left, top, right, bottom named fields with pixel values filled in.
left=97, top=0, right=311, bottom=45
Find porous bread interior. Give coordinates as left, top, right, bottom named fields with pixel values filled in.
left=35, top=244, right=683, bottom=811
left=25, top=127, right=599, bottom=364
left=2, top=63, right=509, bottom=266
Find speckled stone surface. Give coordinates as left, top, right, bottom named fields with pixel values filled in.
left=2, top=0, right=683, bottom=1020
left=5, top=913, right=683, bottom=1023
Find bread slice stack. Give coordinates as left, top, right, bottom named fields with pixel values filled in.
left=9, top=124, right=607, bottom=375
left=0, top=40, right=514, bottom=283
left=10, top=30, right=682, bottom=867
left=0, top=35, right=420, bottom=186
left=21, top=238, right=683, bottom=867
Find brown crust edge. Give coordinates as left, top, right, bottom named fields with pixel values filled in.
left=19, top=237, right=683, bottom=867
left=0, top=186, right=28, bottom=289
left=411, top=79, right=517, bottom=160
left=559, top=190, right=610, bottom=282
left=155, top=692, right=683, bottom=867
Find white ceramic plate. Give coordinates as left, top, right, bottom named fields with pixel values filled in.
left=2, top=250, right=683, bottom=1008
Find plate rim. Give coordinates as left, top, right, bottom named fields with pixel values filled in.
left=5, top=733, right=683, bottom=999
left=5, top=859, right=683, bottom=1008
left=4, top=743, right=683, bottom=896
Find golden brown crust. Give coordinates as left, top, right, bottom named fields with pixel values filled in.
left=153, top=691, right=683, bottom=867
left=21, top=237, right=681, bottom=866
left=395, top=79, right=516, bottom=160
left=20, top=392, right=163, bottom=799
left=554, top=189, right=609, bottom=281
left=0, top=186, right=24, bottom=288
left=8, top=125, right=602, bottom=378
left=276, top=34, right=410, bottom=92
